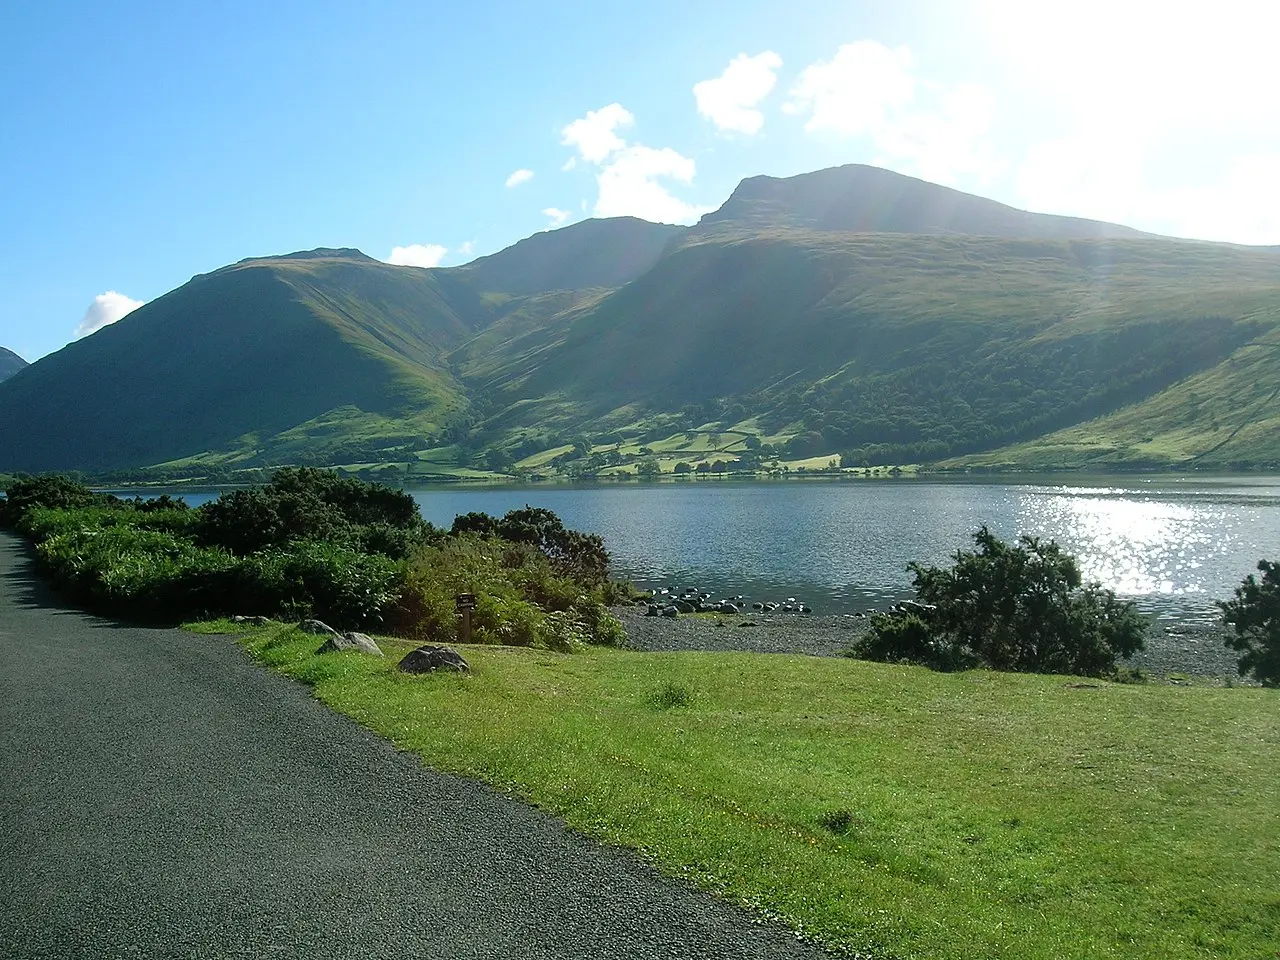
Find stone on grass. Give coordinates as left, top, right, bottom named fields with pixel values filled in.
left=297, top=619, right=340, bottom=637
left=231, top=615, right=272, bottom=626
left=399, top=645, right=470, bottom=674
left=317, top=632, right=384, bottom=656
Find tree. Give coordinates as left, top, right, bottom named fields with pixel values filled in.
left=852, top=528, right=1147, bottom=677
left=672, top=461, right=692, bottom=475
left=635, top=457, right=661, bottom=480
left=1219, top=560, right=1280, bottom=686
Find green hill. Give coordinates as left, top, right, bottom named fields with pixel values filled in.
left=0, top=347, right=25, bottom=384
left=3, top=165, right=1279, bottom=477
left=0, top=250, right=480, bottom=472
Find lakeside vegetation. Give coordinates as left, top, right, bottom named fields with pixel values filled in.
left=224, top=622, right=1278, bottom=960
left=0, top=470, right=627, bottom=650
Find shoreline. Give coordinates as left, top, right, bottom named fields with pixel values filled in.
left=615, top=605, right=1248, bottom=681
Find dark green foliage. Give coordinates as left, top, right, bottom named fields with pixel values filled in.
left=853, top=528, right=1147, bottom=677
left=450, top=506, right=611, bottom=587
left=1, top=473, right=101, bottom=525
left=850, top=612, right=979, bottom=672
left=196, top=467, right=429, bottom=558
left=1219, top=561, right=1280, bottom=686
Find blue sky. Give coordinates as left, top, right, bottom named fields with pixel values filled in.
left=2, top=0, right=1277, bottom=362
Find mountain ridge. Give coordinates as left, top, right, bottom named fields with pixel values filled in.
left=2, top=164, right=1279, bottom=476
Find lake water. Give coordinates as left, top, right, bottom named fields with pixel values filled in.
left=156, top=477, right=1280, bottom=623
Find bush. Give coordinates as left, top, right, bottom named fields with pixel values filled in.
left=195, top=468, right=430, bottom=558
left=855, top=528, right=1147, bottom=677
left=1219, top=560, right=1280, bottom=687
left=1, top=474, right=102, bottom=526
left=849, top=612, right=978, bottom=672
left=450, top=506, right=611, bottom=587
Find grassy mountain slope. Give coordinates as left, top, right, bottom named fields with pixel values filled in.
left=701, top=164, right=1153, bottom=239
left=450, top=217, right=684, bottom=296
left=0, top=347, right=26, bottom=383
left=950, top=319, right=1280, bottom=470
left=0, top=250, right=479, bottom=472
left=465, top=226, right=1280, bottom=465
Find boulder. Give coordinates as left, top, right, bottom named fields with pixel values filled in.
left=231, top=615, right=272, bottom=626
left=298, top=619, right=339, bottom=637
left=661, top=605, right=679, bottom=618
left=673, top=599, right=696, bottom=614
left=399, top=645, right=470, bottom=674
left=317, top=631, right=383, bottom=656
left=717, top=602, right=739, bottom=614
left=645, top=603, right=661, bottom=617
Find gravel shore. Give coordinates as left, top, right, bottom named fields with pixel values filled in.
left=616, top=605, right=1247, bottom=681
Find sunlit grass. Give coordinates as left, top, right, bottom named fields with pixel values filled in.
left=224, top=623, right=1280, bottom=960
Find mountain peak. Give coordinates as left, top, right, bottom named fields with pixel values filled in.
left=0, top=346, right=27, bottom=384
left=700, top=164, right=1150, bottom=241
left=234, top=247, right=377, bottom=267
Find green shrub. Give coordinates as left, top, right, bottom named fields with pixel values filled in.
left=1, top=474, right=101, bottom=526
left=855, top=528, right=1147, bottom=677
left=849, top=612, right=979, bottom=672
left=1219, top=560, right=1280, bottom=687
left=450, top=506, right=611, bottom=587
left=195, top=468, right=430, bottom=558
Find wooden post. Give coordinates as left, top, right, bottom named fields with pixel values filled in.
left=455, top=592, right=476, bottom=644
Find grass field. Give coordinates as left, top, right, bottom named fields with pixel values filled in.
left=212, top=622, right=1280, bottom=960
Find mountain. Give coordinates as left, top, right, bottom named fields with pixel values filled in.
left=451, top=217, right=684, bottom=296
left=2, top=165, right=1279, bottom=476
left=699, top=164, right=1152, bottom=240
left=0, top=219, right=684, bottom=474
left=0, top=250, right=483, bottom=472
left=0, top=347, right=25, bottom=384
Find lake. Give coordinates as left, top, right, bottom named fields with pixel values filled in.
left=157, top=477, right=1280, bottom=623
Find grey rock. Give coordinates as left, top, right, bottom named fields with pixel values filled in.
left=398, top=645, right=470, bottom=674
left=661, top=605, right=679, bottom=618
left=673, top=600, right=696, bottom=614
left=231, top=615, right=272, bottom=626
left=318, top=632, right=383, bottom=656
left=298, top=619, right=340, bottom=637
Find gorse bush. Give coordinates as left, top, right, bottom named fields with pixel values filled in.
left=1219, top=560, right=1280, bottom=687
left=852, top=528, right=1147, bottom=677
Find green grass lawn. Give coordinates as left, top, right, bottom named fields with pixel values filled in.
left=219, top=623, right=1279, bottom=960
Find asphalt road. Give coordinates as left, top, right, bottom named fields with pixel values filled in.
left=0, top=533, right=829, bottom=960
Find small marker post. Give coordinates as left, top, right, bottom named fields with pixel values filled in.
left=455, top=592, right=476, bottom=644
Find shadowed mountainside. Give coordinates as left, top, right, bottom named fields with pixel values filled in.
left=0, top=347, right=26, bottom=384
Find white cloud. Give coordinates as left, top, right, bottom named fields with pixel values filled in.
left=785, top=41, right=915, bottom=136
left=693, top=51, right=782, bottom=135
left=75, top=291, right=144, bottom=338
left=560, top=104, right=710, bottom=225
left=387, top=244, right=448, bottom=268
left=561, top=156, right=577, bottom=172
left=457, top=240, right=475, bottom=258
left=505, top=168, right=534, bottom=188
left=784, top=41, right=999, bottom=186
left=594, top=146, right=712, bottom=224
left=560, top=103, right=634, bottom=163
left=542, top=207, right=570, bottom=228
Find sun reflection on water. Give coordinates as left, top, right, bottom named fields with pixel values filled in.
left=1017, top=488, right=1235, bottom=600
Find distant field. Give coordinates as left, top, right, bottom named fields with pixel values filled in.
left=226, top=623, right=1280, bottom=960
